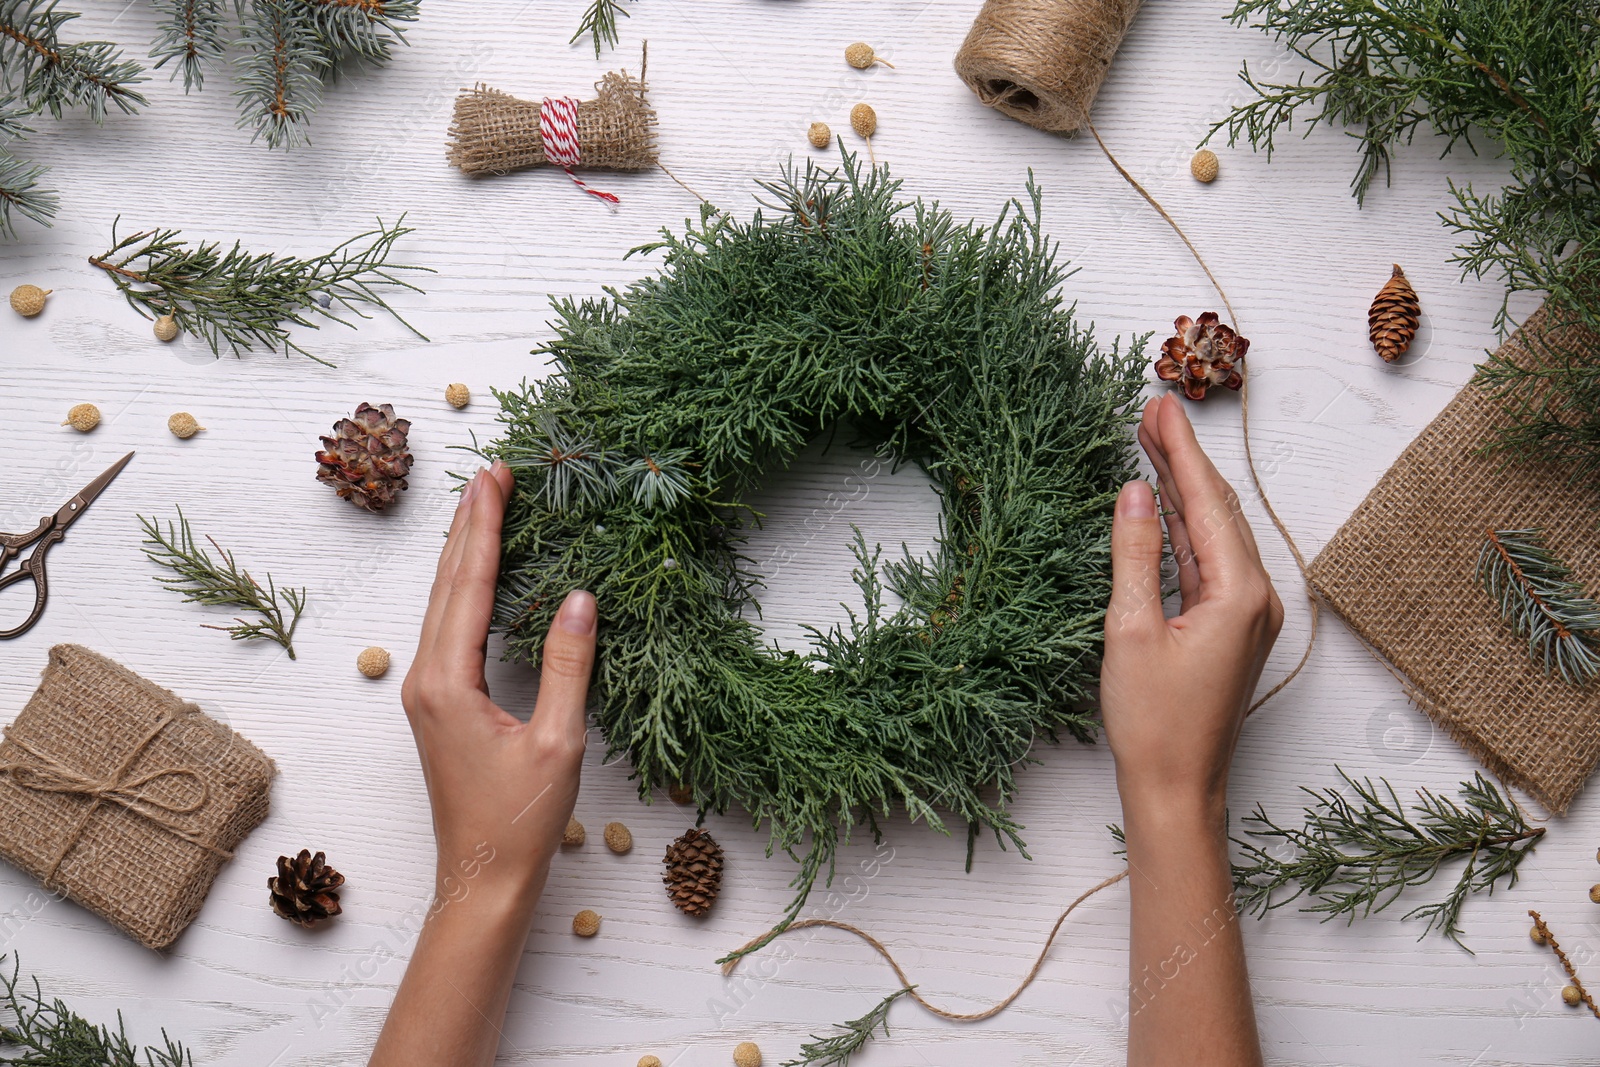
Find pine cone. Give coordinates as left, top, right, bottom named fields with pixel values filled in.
left=268, top=849, right=345, bottom=927
left=315, top=402, right=413, bottom=511
left=1368, top=264, right=1420, bottom=363
left=663, top=828, right=724, bottom=917
left=1155, top=312, right=1248, bottom=400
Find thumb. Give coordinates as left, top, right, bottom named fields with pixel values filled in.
left=1107, top=481, right=1166, bottom=640
left=531, top=589, right=597, bottom=740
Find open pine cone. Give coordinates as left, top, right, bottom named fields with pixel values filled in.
left=663, top=828, right=724, bottom=917
left=1155, top=312, right=1249, bottom=400
left=268, top=849, right=345, bottom=927
left=315, top=402, right=413, bottom=511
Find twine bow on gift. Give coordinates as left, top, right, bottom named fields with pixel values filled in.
left=0, top=711, right=234, bottom=889
left=538, top=95, right=621, bottom=204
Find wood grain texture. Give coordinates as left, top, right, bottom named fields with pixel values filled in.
left=0, top=1, right=1596, bottom=1064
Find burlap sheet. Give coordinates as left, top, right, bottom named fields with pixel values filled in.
left=0, top=645, right=275, bottom=949
left=446, top=70, right=658, bottom=177
left=1307, top=306, right=1600, bottom=814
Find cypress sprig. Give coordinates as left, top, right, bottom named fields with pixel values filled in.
left=149, top=0, right=226, bottom=91
left=1233, top=768, right=1545, bottom=951
left=571, top=0, right=633, bottom=58
left=1477, top=527, right=1600, bottom=685
left=0, top=0, right=147, bottom=118
left=0, top=954, right=191, bottom=1066
left=781, top=988, right=911, bottom=1067
left=138, top=508, right=307, bottom=659
left=88, top=216, right=430, bottom=363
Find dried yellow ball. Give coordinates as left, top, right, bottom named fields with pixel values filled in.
left=638, top=1058, right=663, bottom=1067
left=168, top=412, right=204, bottom=439
left=573, top=909, right=601, bottom=937
left=9, top=284, right=50, bottom=317
left=1562, top=984, right=1583, bottom=1006
left=445, top=382, right=471, bottom=409
left=1190, top=149, right=1219, bottom=184
left=153, top=314, right=179, bottom=342
left=1531, top=924, right=1549, bottom=945
left=603, top=821, right=633, bottom=854
left=563, top=817, right=586, bottom=846
left=62, top=403, right=100, bottom=432
left=357, top=646, right=391, bottom=678
left=850, top=102, right=877, bottom=139
left=733, top=1041, right=762, bottom=1067
left=1590, top=883, right=1600, bottom=904
left=807, top=122, right=832, bottom=149
left=844, top=42, right=892, bottom=69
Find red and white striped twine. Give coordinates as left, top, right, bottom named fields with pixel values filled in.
left=539, top=96, right=620, bottom=204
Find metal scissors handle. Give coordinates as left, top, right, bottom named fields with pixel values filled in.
left=0, top=452, right=134, bottom=639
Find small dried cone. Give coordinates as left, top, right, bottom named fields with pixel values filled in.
left=663, top=827, right=724, bottom=916
left=1368, top=264, right=1420, bottom=363
left=1155, top=312, right=1248, bottom=401
left=268, top=849, right=345, bottom=927
left=315, top=402, right=413, bottom=512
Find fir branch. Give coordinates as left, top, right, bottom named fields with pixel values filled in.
left=0, top=0, right=147, bottom=119
left=1233, top=768, right=1545, bottom=951
left=571, top=0, right=632, bottom=58
left=1477, top=528, right=1600, bottom=685
left=0, top=954, right=192, bottom=1066
left=781, top=988, right=912, bottom=1067
left=149, top=0, right=226, bottom=92
left=302, top=0, right=418, bottom=65
left=0, top=108, right=55, bottom=238
left=87, top=215, right=430, bottom=363
left=233, top=0, right=324, bottom=149
left=138, top=508, right=307, bottom=659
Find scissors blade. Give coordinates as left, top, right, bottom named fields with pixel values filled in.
left=52, top=452, right=134, bottom=529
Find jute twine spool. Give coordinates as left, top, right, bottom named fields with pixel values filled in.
left=954, top=0, right=1144, bottom=132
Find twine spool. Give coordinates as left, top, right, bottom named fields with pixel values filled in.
left=954, top=0, right=1144, bottom=133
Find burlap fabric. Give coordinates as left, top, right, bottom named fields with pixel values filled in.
left=446, top=70, right=658, bottom=177
left=0, top=645, right=275, bottom=949
left=1307, top=305, right=1600, bottom=814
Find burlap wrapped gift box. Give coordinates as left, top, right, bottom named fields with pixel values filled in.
left=0, top=645, right=275, bottom=949
left=1308, top=306, right=1600, bottom=814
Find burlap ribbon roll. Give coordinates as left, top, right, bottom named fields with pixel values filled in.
left=446, top=69, right=658, bottom=177
left=954, top=0, right=1144, bottom=133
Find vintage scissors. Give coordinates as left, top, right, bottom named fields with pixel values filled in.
left=0, top=452, right=134, bottom=639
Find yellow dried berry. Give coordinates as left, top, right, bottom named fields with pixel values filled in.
left=807, top=122, right=832, bottom=149
left=168, top=412, right=205, bottom=439
left=1562, top=984, right=1583, bottom=1006
left=153, top=314, right=179, bottom=342
left=850, top=103, right=877, bottom=139
left=733, top=1041, right=762, bottom=1067
left=1190, top=149, right=1219, bottom=184
left=573, top=909, right=601, bottom=937
left=563, top=817, right=586, bottom=846
left=1590, top=883, right=1600, bottom=904
left=638, top=1058, right=663, bottom=1067
left=844, top=42, right=892, bottom=69
left=357, top=646, right=391, bottom=678
left=445, top=382, right=471, bottom=409
left=603, top=821, right=633, bottom=854
left=9, top=284, right=50, bottom=317
left=1531, top=924, right=1549, bottom=945
left=62, top=403, right=100, bottom=432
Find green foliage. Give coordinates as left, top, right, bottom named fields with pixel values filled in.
left=150, top=0, right=226, bottom=92
left=0, top=105, right=53, bottom=239
left=232, top=0, right=323, bottom=149
left=781, top=988, right=911, bottom=1067
left=0, top=954, right=191, bottom=1065
left=480, top=153, right=1146, bottom=958
left=1477, top=528, right=1600, bottom=685
left=0, top=0, right=147, bottom=119
left=1233, top=768, right=1544, bottom=951
left=1212, top=0, right=1600, bottom=487
left=88, top=216, right=430, bottom=363
left=138, top=508, right=307, bottom=659
left=571, top=0, right=633, bottom=57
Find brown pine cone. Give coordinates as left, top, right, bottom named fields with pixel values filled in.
left=1154, top=312, right=1248, bottom=400
left=268, top=849, right=345, bottom=927
left=663, top=828, right=724, bottom=917
left=1368, top=264, right=1420, bottom=363
left=315, top=402, right=413, bottom=511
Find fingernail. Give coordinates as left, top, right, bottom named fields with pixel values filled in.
left=464, top=469, right=485, bottom=503
left=556, top=589, right=597, bottom=635
left=1118, top=480, right=1156, bottom=519
left=489, top=458, right=505, bottom=476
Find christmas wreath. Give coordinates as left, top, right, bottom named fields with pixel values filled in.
left=483, top=156, right=1146, bottom=949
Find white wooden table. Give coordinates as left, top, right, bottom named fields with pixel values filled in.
left=2, top=2, right=1597, bottom=1064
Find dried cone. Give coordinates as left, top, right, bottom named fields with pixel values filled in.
left=1368, top=264, right=1420, bottom=363
left=663, top=828, right=724, bottom=917
left=315, top=402, right=413, bottom=512
left=269, top=849, right=345, bottom=927
left=1155, top=312, right=1249, bottom=400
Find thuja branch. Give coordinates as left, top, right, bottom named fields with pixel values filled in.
left=138, top=508, right=307, bottom=659
left=1478, top=528, right=1600, bottom=685
left=88, top=216, right=431, bottom=364
left=0, top=953, right=192, bottom=1065
left=1233, top=768, right=1544, bottom=951
left=781, top=989, right=911, bottom=1067
left=0, top=0, right=147, bottom=119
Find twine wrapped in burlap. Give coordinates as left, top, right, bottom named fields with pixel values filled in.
left=1308, top=306, right=1600, bottom=814
left=0, top=645, right=275, bottom=949
left=954, top=0, right=1144, bottom=133
left=446, top=69, right=658, bottom=177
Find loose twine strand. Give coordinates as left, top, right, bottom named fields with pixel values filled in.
left=1529, top=910, right=1600, bottom=1020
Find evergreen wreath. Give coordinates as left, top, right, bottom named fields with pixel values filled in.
left=480, top=155, right=1147, bottom=955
